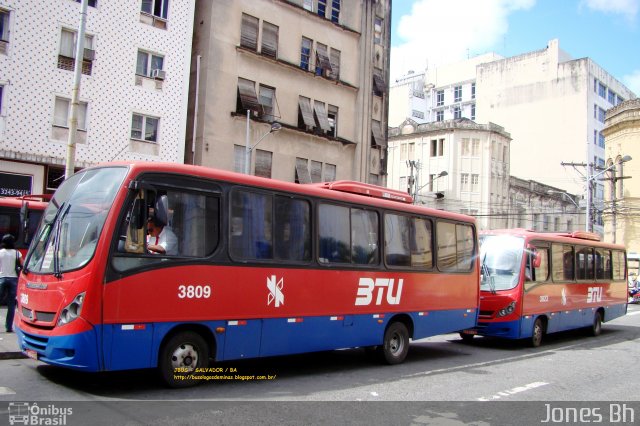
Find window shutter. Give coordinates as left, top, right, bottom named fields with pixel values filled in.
left=315, top=44, right=332, bottom=71
left=371, top=120, right=385, bottom=147
left=313, top=101, right=332, bottom=132
left=373, top=69, right=386, bottom=95
left=237, top=78, right=261, bottom=114
left=261, top=22, right=278, bottom=59
left=240, top=14, right=258, bottom=51
left=310, top=161, right=322, bottom=183
left=255, top=149, right=272, bottom=178
left=329, top=48, right=340, bottom=80
left=298, top=96, right=315, bottom=128
left=295, top=158, right=312, bottom=184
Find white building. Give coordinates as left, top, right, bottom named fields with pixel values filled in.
left=0, top=0, right=194, bottom=195
left=387, top=118, right=512, bottom=230
left=389, top=40, right=636, bottom=233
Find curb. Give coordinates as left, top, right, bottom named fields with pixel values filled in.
left=0, top=352, right=26, bottom=360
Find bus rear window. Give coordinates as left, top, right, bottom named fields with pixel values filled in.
left=436, top=221, right=474, bottom=272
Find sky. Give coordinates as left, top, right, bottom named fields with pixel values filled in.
left=391, top=0, right=640, bottom=95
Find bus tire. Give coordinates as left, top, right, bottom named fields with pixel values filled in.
left=381, top=322, right=410, bottom=365
left=159, top=331, right=209, bottom=388
left=590, top=311, right=602, bottom=337
left=530, top=318, right=544, bottom=348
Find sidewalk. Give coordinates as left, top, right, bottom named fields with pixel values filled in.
left=0, top=306, right=25, bottom=360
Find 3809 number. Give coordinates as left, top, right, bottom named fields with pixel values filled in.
left=178, top=285, right=212, bottom=299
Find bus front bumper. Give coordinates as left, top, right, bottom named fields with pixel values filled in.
left=16, top=326, right=101, bottom=371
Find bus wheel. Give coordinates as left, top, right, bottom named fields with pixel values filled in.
left=590, top=311, right=602, bottom=337
left=381, top=322, right=410, bottom=365
left=530, top=318, right=544, bottom=348
left=159, top=331, right=209, bottom=388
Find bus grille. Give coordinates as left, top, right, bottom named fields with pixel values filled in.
left=22, top=307, right=56, bottom=325
left=21, top=331, right=48, bottom=352
left=479, top=310, right=494, bottom=319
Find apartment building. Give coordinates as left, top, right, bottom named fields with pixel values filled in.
left=0, top=0, right=194, bottom=195
left=389, top=40, right=635, bottom=233
left=387, top=118, right=511, bottom=230
left=186, top=0, right=392, bottom=185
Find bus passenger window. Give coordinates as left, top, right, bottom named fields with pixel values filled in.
left=595, top=249, right=611, bottom=280
left=318, top=204, right=350, bottom=263
left=412, top=218, right=433, bottom=268
left=274, top=197, right=311, bottom=262
left=384, top=214, right=410, bottom=267
left=230, top=190, right=273, bottom=260
left=351, top=208, right=378, bottom=265
left=531, top=248, right=549, bottom=282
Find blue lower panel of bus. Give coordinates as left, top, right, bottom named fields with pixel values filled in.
left=16, top=327, right=101, bottom=371
left=477, top=303, right=628, bottom=340
left=17, top=308, right=476, bottom=372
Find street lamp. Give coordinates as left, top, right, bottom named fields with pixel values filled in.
left=546, top=190, right=580, bottom=208
left=586, top=155, right=632, bottom=232
left=414, top=171, right=447, bottom=204
left=245, top=120, right=281, bottom=174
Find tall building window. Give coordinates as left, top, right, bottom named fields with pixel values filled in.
left=436, top=90, right=444, bottom=106
left=141, top=0, right=169, bottom=19
left=461, top=138, right=470, bottom=156
left=131, top=113, right=159, bottom=142
left=598, top=131, right=605, bottom=148
left=328, top=104, right=338, bottom=137
left=471, top=83, right=476, bottom=99
left=374, top=17, right=383, bottom=45
left=0, top=9, right=10, bottom=44
left=436, top=111, right=443, bottom=122
left=255, top=149, right=273, bottom=178
left=261, top=21, right=278, bottom=59
left=58, top=28, right=94, bottom=75
left=438, top=138, right=444, bottom=156
left=328, top=48, right=340, bottom=80
left=461, top=174, right=469, bottom=191
left=430, top=140, right=437, bottom=157
left=608, top=89, right=616, bottom=105
left=471, top=174, right=479, bottom=192
left=258, top=85, right=276, bottom=122
left=471, top=104, right=476, bottom=120
left=471, top=139, right=480, bottom=156
left=136, top=50, right=164, bottom=77
left=300, top=37, right=312, bottom=70
left=315, top=43, right=332, bottom=77
left=303, top=0, right=313, bottom=11
left=454, top=86, right=462, bottom=102
left=598, top=82, right=606, bottom=98
left=330, top=0, right=340, bottom=23
left=317, top=0, right=327, bottom=18
left=597, top=107, right=606, bottom=123
left=53, top=97, right=88, bottom=130
left=453, top=106, right=461, bottom=119
left=240, top=13, right=259, bottom=51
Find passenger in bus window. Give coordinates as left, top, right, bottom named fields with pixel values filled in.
left=147, top=217, right=178, bottom=255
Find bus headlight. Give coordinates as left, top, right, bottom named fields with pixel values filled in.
left=58, top=292, right=86, bottom=326
left=497, top=301, right=516, bottom=317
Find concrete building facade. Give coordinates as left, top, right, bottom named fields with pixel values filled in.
left=186, top=0, right=392, bottom=185
left=0, top=0, right=195, bottom=195
left=387, top=118, right=511, bottom=230
left=602, top=98, right=640, bottom=251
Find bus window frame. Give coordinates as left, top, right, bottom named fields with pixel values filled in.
left=316, top=200, right=381, bottom=268
left=383, top=211, right=435, bottom=271
left=109, top=175, right=223, bottom=276
left=435, top=219, right=476, bottom=274
left=229, top=186, right=314, bottom=265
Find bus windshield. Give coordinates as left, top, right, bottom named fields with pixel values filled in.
left=25, top=167, right=127, bottom=274
left=480, top=234, right=524, bottom=291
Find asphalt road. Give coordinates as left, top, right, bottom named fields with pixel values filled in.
left=1, top=304, right=639, bottom=425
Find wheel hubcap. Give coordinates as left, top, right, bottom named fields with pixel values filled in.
left=170, top=343, right=199, bottom=371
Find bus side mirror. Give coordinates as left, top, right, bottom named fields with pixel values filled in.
left=20, top=202, right=29, bottom=244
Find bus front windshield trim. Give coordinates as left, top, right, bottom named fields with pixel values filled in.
left=479, top=235, right=525, bottom=291
left=25, top=167, right=127, bottom=274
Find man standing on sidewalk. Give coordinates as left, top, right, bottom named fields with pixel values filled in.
left=0, top=234, right=22, bottom=333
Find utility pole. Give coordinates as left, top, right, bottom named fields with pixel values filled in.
left=560, top=161, right=590, bottom=232
left=64, top=0, right=88, bottom=180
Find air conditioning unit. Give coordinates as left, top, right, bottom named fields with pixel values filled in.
left=83, top=48, right=95, bottom=61
left=151, top=69, right=166, bottom=80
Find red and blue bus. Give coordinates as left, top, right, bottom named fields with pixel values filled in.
left=461, top=229, right=627, bottom=346
left=16, top=162, right=479, bottom=387
left=0, top=195, right=48, bottom=256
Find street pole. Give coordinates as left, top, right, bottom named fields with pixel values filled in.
left=245, top=109, right=251, bottom=174
left=585, top=162, right=591, bottom=232
left=64, top=0, right=88, bottom=180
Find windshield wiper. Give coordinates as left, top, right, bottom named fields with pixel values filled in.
left=53, top=204, right=71, bottom=279
left=482, top=254, right=497, bottom=295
